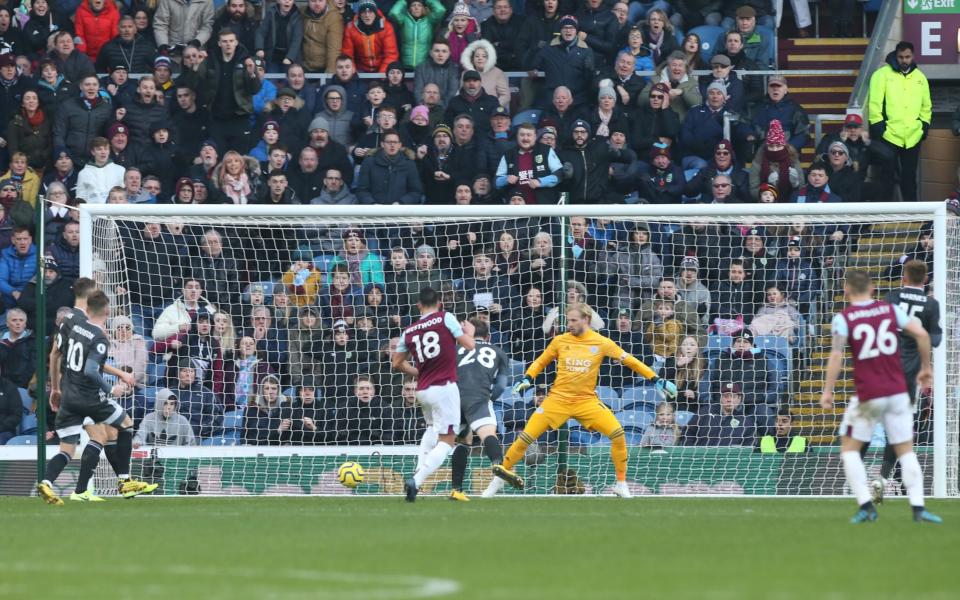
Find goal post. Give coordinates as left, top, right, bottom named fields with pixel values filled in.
left=56, top=201, right=957, bottom=498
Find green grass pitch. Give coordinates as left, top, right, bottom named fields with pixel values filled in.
left=1, top=496, right=956, bottom=599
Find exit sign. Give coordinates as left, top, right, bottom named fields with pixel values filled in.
left=903, top=0, right=960, bottom=64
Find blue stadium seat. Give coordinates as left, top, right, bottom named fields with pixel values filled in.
left=675, top=410, right=695, bottom=427
left=754, top=335, right=791, bottom=403
left=688, top=25, right=725, bottom=60
left=620, top=386, right=659, bottom=411
left=201, top=431, right=242, bottom=446
left=509, top=359, right=526, bottom=382
left=313, top=254, right=337, bottom=273
left=617, top=410, right=655, bottom=434
left=19, top=387, right=31, bottom=411
left=223, top=409, right=244, bottom=432
left=5, top=435, right=36, bottom=445
left=512, top=109, right=541, bottom=128
left=19, top=413, right=37, bottom=435
left=706, top=335, right=733, bottom=359
left=596, top=386, right=621, bottom=411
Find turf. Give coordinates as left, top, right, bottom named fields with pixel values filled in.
left=0, top=496, right=956, bottom=600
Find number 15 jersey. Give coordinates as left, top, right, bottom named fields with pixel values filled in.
left=397, top=310, right=463, bottom=391
left=832, top=300, right=912, bottom=402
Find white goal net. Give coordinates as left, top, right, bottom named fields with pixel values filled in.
left=17, top=203, right=955, bottom=498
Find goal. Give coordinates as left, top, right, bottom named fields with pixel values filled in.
left=22, top=202, right=959, bottom=498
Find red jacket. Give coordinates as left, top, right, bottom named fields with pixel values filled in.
left=341, top=10, right=399, bottom=73
left=75, top=0, right=121, bottom=61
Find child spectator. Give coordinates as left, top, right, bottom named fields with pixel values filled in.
left=640, top=401, right=680, bottom=448
left=774, top=236, right=819, bottom=316
left=645, top=298, right=682, bottom=358
left=318, top=264, right=363, bottom=327
left=133, top=388, right=197, bottom=447
left=282, top=250, right=322, bottom=306
left=663, top=335, right=704, bottom=414
left=243, top=374, right=290, bottom=445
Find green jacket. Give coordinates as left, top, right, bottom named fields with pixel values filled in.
left=327, top=252, right=386, bottom=287
left=867, top=51, right=931, bottom=149
left=388, top=0, right=446, bottom=69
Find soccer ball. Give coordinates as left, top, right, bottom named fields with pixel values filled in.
left=337, top=462, right=364, bottom=488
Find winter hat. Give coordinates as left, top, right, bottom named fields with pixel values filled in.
left=410, top=105, right=430, bottom=122
left=111, top=315, right=133, bottom=330
left=537, top=125, right=557, bottom=140
left=765, top=119, right=786, bottom=147
left=451, top=2, right=471, bottom=19
left=149, top=121, right=170, bottom=135
left=309, top=116, right=330, bottom=132
left=714, top=139, right=734, bottom=156
left=276, top=87, right=298, bottom=99
left=706, top=80, right=727, bottom=96
left=828, top=141, right=849, bottom=156
left=571, top=119, right=591, bottom=135
left=200, top=139, right=218, bottom=153
left=107, top=122, right=128, bottom=139
left=598, top=86, right=616, bottom=101
left=0, top=53, right=16, bottom=68
left=262, top=120, right=280, bottom=135
left=650, top=145, right=670, bottom=160
left=386, top=61, right=404, bottom=75
left=758, top=182, right=779, bottom=200
left=559, top=15, right=579, bottom=30
left=43, top=254, right=59, bottom=272
left=416, top=244, right=436, bottom=258
left=153, top=56, right=172, bottom=70
left=787, top=236, right=802, bottom=248
left=175, top=177, right=194, bottom=196
left=357, top=0, right=377, bottom=12
left=651, top=82, right=671, bottom=96
left=432, top=123, right=452, bottom=138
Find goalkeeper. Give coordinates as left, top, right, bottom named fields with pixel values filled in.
left=485, top=304, right=677, bottom=498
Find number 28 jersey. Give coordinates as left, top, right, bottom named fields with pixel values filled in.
left=832, top=300, right=912, bottom=402
left=397, top=310, right=463, bottom=391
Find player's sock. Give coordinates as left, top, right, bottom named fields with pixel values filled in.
left=114, top=429, right=134, bottom=480
left=451, top=443, right=469, bottom=491
left=858, top=440, right=871, bottom=461
left=75, top=441, right=104, bottom=494
left=43, top=451, right=72, bottom=485
left=482, top=435, right=504, bottom=465
left=503, top=432, right=535, bottom=470
left=879, top=443, right=898, bottom=481
left=610, top=429, right=628, bottom=482
left=416, top=429, right=438, bottom=472
left=413, top=441, right=452, bottom=488
left=898, top=451, right=925, bottom=508
left=841, top=450, right=872, bottom=506
left=104, top=441, right=122, bottom=477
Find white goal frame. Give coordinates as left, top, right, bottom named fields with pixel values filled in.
left=78, top=201, right=955, bottom=498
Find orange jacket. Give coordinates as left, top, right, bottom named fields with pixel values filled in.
left=341, top=10, right=399, bottom=73
left=75, top=0, right=121, bottom=61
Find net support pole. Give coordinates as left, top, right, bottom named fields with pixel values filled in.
left=78, top=208, right=93, bottom=278
left=932, top=204, right=948, bottom=497
left=34, top=196, right=46, bottom=478
left=556, top=199, right=569, bottom=482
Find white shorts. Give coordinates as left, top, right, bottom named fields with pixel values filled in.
left=839, top=393, right=914, bottom=445
left=416, top=382, right=461, bottom=436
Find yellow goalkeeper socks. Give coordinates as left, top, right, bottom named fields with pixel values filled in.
left=503, top=432, right=535, bottom=470
left=610, top=429, right=628, bottom=482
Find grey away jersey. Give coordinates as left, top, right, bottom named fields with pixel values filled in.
left=885, top=286, right=942, bottom=371
left=456, top=340, right=511, bottom=403
left=58, top=314, right=110, bottom=405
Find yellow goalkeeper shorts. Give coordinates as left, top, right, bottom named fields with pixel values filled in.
left=530, top=396, right=623, bottom=438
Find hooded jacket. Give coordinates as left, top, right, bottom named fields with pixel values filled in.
left=152, top=294, right=217, bottom=341
left=867, top=50, right=931, bottom=149
left=480, top=10, right=528, bottom=71
left=389, top=0, right=446, bottom=69
left=302, top=4, right=344, bottom=73
left=413, top=55, right=461, bottom=108
left=317, top=85, right=357, bottom=147
left=154, top=0, right=216, bottom=47
left=134, top=396, right=197, bottom=446
left=342, top=8, right=400, bottom=73
left=74, top=0, right=120, bottom=61
left=461, top=39, right=510, bottom=109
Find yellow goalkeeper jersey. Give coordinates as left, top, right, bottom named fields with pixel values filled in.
left=526, top=329, right=656, bottom=404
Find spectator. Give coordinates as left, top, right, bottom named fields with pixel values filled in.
left=816, top=113, right=870, bottom=175
left=34, top=59, right=73, bottom=123
left=320, top=55, right=367, bottom=112
left=1, top=153, right=40, bottom=207
left=302, top=0, right=343, bottom=73
left=507, top=284, right=549, bottom=364
left=638, top=277, right=699, bottom=335
left=307, top=116, right=354, bottom=186
left=710, top=258, right=756, bottom=329
left=74, top=0, right=120, bottom=62
left=496, top=122, right=562, bottom=205
left=540, top=86, right=587, bottom=142
left=774, top=236, right=818, bottom=316
left=41, top=151, right=78, bottom=202
left=116, top=76, right=167, bottom=142
left=231, top=335, right=272, bottom=409
left=542, top=280, right=605, bottom=335
left=384, top=62, right=415, bottom=119
left=602, top=52, right=647, bottom=112
left=96, top=15, right=156, bottom=74
left=722, top=31, right=765, bottom=112
left=638, top=51, right=701, bottom=121
left=258, top=88, right=312, bottom=157
left=612, top=223, right=662, bottom=308
left=727, top=4, right=773, bottom=67
left=17, top=255, right=70, bottom=333
left=342, top=1, right=398, bottom=74
left=0, top=371, right=20, bottom=444
left=481, top=0, right=528, bottom=72
left=316, top=320, right=366, bottom=401
left=413, top=41, right=460, bottom=112
left=310, top=166, right=354, bottom=205
left=134, top=388, right=197, bottom=447
left=680, top=32, right=707, bottom=71
left=105, top=122, right=142, bottom=170
left=405, top=244, right=444, bottom=311
left=242, top=373, right=289, bottom=445
left=640, top=401, right=681, bottom=448
left=445, top=70, right=501, bottom=135
left=210, top=0, right=258, bottom=57
left=393, top=377, right=426, bottom=443
left=191, top=229, right=240, bottom=311
left=588, top=86, right=629, bottom=141
left=154, top=0, right=215, bottom=51
left=445, top=2, right=481, bottom=67
left=390, top=0, right=445, bottom=71
left=683, top=140, right=751, bottom=203
left=286, top=376, right=326, bottom=444
left=47, top=30, right=96, bottom=84
left=638, top=7, right=677, bottom=66
left=289, top=307, right=324, bottom=384
left=336, top=375, right=395, bottom=444
left=171, top=86, right=211, bottom=160
left=21, top=0, right=73, bottom=59
left=194, top=28, right=261, bottom=154
left=45, top=220, right=79, bottom=281
left=751, top=284, right=801, bottom=344
left=286, top=147, right=324, bottom=202
left=638, top=145, right=684, bottom=203
left=629, top=81, right=680, bottom=159
left=750, top=75, right=810, bottom=152
left=7, top=91, right=52, bottom=172
left=0, top=308, right=36, bottom=387
left=53, top=74, right=110, bottom=162
left=462, top=245, right=516, bottom=319
left=355, top=129, right=423, bottom=205
left=520, top=0, right=563, bottom=70
left=663, top=335, right=704, bottom=413
left=712, top=329, right=775, bottom=422
left=254, top=0, right=304, bottom=72
left=675, top=257, right=711, bottom=323
left=791, top=161, right=842, bottom=204
left=211, top=150, right=262, bottom=205
left=318, top=264, right=363, bottom=326
left=699, top=53, right=746, bottom=116
left=352, top=105, right=407, bottom=165
left=531, top=15, right=595, bottom=109
left=281, top=249, right=322, bottom=307
left=756, top=407, right=807, bottom=452
left=560, top=119, right=626, bottom=204
left=241, top=305, right=289, bottom=373
left=645, top=297, right=682, bottom=358
left=462, top=40, right=510, bottom=110
left=140, top=123, right=184, bottom=196
left=620, top=26, right=654, bottom=75
left=416, top=123, right=458, bottom=205
left=738, top=227, right=777, bottom=297
left=0, top=226, right=35, bottom=310
left=867, top=41, right=931, bottom=203
left=686, top=382, right=756, bottom=447
left=108, top=311, right=147, bottom=386
left=681, top=81, right=750, bottom=171
left=316, top=85, right=356, bottom=148
left=749, top=120, right=803, bottom=201
left=153, top=276, right=217, bottom=341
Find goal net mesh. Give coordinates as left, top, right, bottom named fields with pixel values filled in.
left=57, top=208, right=959, bottom=497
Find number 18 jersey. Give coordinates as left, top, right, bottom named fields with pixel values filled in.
left=397, top=310, right=462, bottom=391
left=832, top=300, right=912, bottom=402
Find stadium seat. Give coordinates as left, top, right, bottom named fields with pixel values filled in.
left=19, top=413, right=37, bottom=436
left=223, top=409, right=244, bottom=432
left=754, top=335, right=791, bottom=402
left=201, top=431, right=242, bottom=446
left=617, top=410, right=655, bottom=434
left=5, top=435, right=36, bottom=445
left=509, top=359, right=526, bottom=382
left=620, top=386, right=659, bottom=411
left=596, top=386, right=620, bottom=411
left=19, top=387, right=31, bottom=411
left=675, top=410, right=695, bottom=427
left=688, top=25, right=725, bottom=60
left=512, top=109, right=541, bottom=128
left=312, top=254, right=337, bottom=273
left=706, top=335, right=733, bottom=359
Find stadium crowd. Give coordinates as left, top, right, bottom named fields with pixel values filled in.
left=0, top=0, right=953, bottom=450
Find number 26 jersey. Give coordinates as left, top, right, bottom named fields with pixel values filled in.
left=832, top=300, right=912, bottom=402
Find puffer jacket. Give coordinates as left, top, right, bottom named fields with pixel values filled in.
left=53, top=95, right=112, bottom=161
left=867, top=50, right=932, bottom=149
left=413, top=57, right=460, bottom=108
left=255, top=2, right=305, bottom=64
left=154, top=0, right=216, bottom=47
left=302, top=6, right=344, bottom=73
left=342, top=9, right=399, bottom=73
left=389, top=0, right=445, bottom=69
left=74, top=0, right=120, bottom=61
left=317, top=85, right=357, bottom=147
left=0, top=243, right=36, bottom=308
left=195, top=46, right=262, bottom=117
left=7, top=109, right=53, bottom=170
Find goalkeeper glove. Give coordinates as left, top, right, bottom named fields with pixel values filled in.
left=513, top=376, right=533, bottom=394
left=652, top=377, right=678, bottom=401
